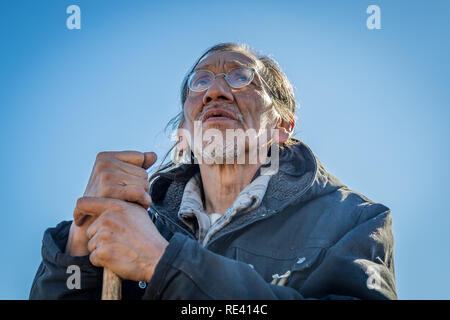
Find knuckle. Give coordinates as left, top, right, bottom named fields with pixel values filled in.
left=99, top=212, right=113, bottom=224
left=90, top=251, right=102, bottom=266
left=99, top=170, right=114, bottom=184
left=75, top=196, right=87, bottom=208
left=89, top=254, right=97, bottom=266
left=98, top=231, right=110, bottom=242
left=140, top=190, right=151, bottom=208
left=100, top=212, right=118, bottom=228
left=96, top=247, right=109, bottom=261
left=86, top=222, right=97, bottom=239
left=95, top=158, right=112, bottom=172
left=87, top=239, right=96, bottom=252
left=143, top=180, right=150, bottom=192
left=129, top=186, right=142, bottom=200
left=99, top=184, right=114, bottom=197
left=135, top=167, right=148, bottom=179
left=75, top=197, right=82, bottom=208
left=130, top=187, right=150, bottom=208
left=96, top=151, right=109, bottom=161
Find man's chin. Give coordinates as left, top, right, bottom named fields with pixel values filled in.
left=201, top=120, right=241, bottom=131
left=193, top=141, right=245, bottom=165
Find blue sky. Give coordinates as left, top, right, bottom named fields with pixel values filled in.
left=0, top=0, right=449, bottom=299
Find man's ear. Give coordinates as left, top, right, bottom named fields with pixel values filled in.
left=176, top=121, right=190, bottom=152
left=275, top=115, right=295, bottom=144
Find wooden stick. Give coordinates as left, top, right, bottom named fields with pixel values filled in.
left=101, top=268, right=121, bottom=300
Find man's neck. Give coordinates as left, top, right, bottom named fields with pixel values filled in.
left=199, top=162, right=260, bottom=214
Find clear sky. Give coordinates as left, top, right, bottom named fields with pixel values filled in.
left=1, top=0, right=449, bottom=299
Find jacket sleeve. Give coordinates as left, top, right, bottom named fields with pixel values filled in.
left=142, top=204, right=396, bottom=300
left=29, top=221, right=103, bottom=300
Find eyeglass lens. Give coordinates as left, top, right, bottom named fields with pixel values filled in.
left=189, top=67, right=254, bottom=92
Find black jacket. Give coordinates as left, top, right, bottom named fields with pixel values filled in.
left=29, top=141, right=397, bottom=299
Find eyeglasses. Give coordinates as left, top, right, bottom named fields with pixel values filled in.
left=188, top=66, right=255, bottom=92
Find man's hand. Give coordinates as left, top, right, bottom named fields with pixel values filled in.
left=65, top=151, right=157, bottom=256
left=75, top=197, right=168, bottom=282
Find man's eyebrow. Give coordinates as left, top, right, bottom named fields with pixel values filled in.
left=195, top=60, right=255, bottom=71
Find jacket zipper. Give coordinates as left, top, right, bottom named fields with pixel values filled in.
left=148, top=206, right=196, bottom=240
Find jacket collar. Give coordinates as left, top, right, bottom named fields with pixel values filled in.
left=150, top=140, right=344, bottom=222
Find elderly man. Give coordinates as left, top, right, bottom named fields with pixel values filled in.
left=30, top=43, right=396, bottom=300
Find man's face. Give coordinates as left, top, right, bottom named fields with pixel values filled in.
left=181, top=51, right=278, bottom=163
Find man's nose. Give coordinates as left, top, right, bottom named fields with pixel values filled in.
left=202, top=76, right=234, bottom=105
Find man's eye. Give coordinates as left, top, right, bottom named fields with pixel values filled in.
left=194, top=77, right=210, bottom=87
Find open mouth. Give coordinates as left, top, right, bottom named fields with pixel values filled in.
left=202, top=108, right=238, bottom=123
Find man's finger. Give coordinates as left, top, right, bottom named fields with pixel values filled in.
left=96, top=158, right=148, bottom=180
left=97, top=151, right=152, bottom=168
left=74, top=197, right=125, bottom=226
left=98, top=170, right=150, bottom=192
left=142, top=152, right=157, bottom=170
left=100, top=185, right=151, bottom=209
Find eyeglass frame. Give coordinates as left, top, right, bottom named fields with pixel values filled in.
left=187, top=66, right=259, bottom=93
